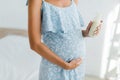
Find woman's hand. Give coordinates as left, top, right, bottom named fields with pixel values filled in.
left=82, top=20, right=103, bottom=37
left=64, top=58, right=82, bottom=70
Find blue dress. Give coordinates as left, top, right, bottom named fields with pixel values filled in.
left=26, top=0, right=86, bottom=80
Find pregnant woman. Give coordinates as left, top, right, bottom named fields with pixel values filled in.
left=26, top=0, right=102, bottom=80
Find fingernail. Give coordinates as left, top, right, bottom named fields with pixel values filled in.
left=77, top=62, right=81, bottom=64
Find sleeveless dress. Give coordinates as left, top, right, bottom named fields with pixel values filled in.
left=26, top=0, right=86, bottom=80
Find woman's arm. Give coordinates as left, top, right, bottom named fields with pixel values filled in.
left=28, top=0, right=68, bottom=69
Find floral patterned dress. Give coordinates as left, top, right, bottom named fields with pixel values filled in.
left=26, top=0, right=86, bottom=80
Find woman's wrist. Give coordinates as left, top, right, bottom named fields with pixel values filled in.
left=64, top=62, right=69, bottom=69
left=62, top=62, right=70, bottom=70
left=82, top=30, right=89, bottom=37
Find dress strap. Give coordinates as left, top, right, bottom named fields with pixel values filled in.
left=71, top=0, right=74, bottom=5
left=71, top=0, right=78, bottom=6
left=26, top=0, right=28, bottom=6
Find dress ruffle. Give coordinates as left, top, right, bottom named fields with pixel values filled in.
left=41, top=3, right=65, bottom=34
left=26, top=0, right=28, bottom=6
left=26, top=0, right=85, bottom=35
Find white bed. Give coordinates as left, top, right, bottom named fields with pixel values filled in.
left=0, top=34, right=41, bottom=80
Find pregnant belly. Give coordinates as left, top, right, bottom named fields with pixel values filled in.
left=41, top=31, right=86, bottom=65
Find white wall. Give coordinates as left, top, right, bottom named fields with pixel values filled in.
left=0, top=0, right=28, bottom=29
left=0, top=0, right=119, bottom=78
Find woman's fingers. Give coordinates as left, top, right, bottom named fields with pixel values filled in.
left=66, top=58, right=82, bottom=70
left=76, top=58, right=82, bottom=65
left=72, top=58, right=82, bottom=65
left=86, top=21, right=93, bottom=31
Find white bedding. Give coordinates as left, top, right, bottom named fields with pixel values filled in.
left=0, top=35, right=41, bottom=80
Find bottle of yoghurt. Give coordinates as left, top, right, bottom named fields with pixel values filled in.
left=88, top=14, right=102, bottom=37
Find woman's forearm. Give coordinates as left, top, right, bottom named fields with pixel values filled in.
left=31, top=42, right=68, bottom=69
